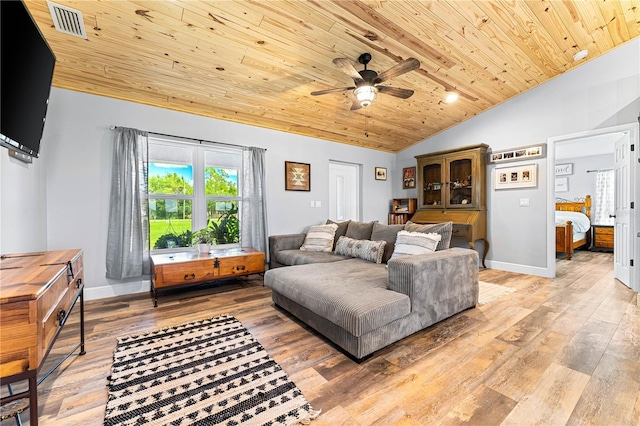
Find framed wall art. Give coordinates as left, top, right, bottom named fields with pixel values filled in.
left=555, top=163, right=573, bottom=175
left=488, top=143, right=546, bottom=164
left=375, top=167, right=387, bottom=181
left=402, top=166, right=416, bottom=189
left=555, top=177, right=569, bottom=192
left=494, top=163, right=537, bottom=190
left=285, top=161, right=310, bottom=191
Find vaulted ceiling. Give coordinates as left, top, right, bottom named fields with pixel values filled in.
left=25, top=1, right=640, bottom=153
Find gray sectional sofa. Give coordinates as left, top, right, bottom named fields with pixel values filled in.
left=264, top=220, right=479, bottom=359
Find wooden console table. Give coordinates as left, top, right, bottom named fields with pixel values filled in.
left=0, top=249, right=86, bottom=425
left=150, top=247, right=265, bottom=306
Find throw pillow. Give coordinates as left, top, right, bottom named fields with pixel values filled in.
left=299, top=223, right=339, bottom=252
left=345, top=221, right=376, bottom=240
left=335, top=236, right=386, bottom=264
left=404, top=221, right=453, bottom=251
left=370, top=222, right=405, bottom=264
left=326, top=219, right=350, bottom=250
left=390, top=231, right=442, bottom=259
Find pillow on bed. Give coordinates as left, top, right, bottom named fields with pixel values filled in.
left=335, top=236, right=386, bottom=264
left=555, top=211, right=591, bottom=233
left=300, top=223, right=338, bottom=252
left=390, top=231, right=441, bottom=259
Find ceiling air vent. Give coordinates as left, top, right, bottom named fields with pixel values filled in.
left=47, top=1, right=87, bottom=39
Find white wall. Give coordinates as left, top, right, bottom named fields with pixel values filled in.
left=0, top=148, right=48, bottom=253
left=35, top=88, right=394, bottom=299
left=396, top=38, right=640, bottom=276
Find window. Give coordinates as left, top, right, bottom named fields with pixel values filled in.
left=148, top=137, right=241, bottom=251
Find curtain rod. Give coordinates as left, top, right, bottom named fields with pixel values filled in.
left=109, top=126, right=266, bottom=151
left=586, top=168, right=613, bottom=173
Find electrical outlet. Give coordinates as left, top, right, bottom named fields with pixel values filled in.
left=309, top=200, right=315, bottom=208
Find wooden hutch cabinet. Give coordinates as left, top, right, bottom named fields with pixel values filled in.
left=412, top=144, right=489, bottom=267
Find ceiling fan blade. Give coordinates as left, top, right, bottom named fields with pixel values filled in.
left=375, top=58, right=420, bottom=83
left=333, top=58, right=363, bottom=81
left=311, top=86, right=355, bottom=96
left=376, top=86, right=415, bottom=99
left=350, top=101, right=363, bottom=111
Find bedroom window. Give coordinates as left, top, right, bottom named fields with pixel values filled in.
left=148, top=137, right=241, bottom=251
left=594, top=170, right=615, bottom=225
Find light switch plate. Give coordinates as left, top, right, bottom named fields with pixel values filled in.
left=519, top=198, right=530, bottom=207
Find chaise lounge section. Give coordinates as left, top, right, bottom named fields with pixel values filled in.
left=264, top=220, right=479, bottom=359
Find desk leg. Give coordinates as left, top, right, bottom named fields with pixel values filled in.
left=79, top=288, right=86, bottom=356
left=469, top=239, right=489, bottom=269
left=482, top=238, right=489, bottom=269
left=28, top=375, right=37, bottom=426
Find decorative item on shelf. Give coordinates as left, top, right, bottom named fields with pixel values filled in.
left=433, top=182, right=441, bottom=190
left=192, top=227, right=214, bottom=253
left=375, top=167, right=387, bottom=181
left=285, top=161, right=311, bottom=191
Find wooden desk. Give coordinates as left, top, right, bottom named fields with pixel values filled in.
left=410, top=209, right=489, bottom=268
left=0, top=250, right=85, bottom=425
left=150, top=247, right=265, bottom=306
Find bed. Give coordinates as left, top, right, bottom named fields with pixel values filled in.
left=555, top=195, right=592, bottom=260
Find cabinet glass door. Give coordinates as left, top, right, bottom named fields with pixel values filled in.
left=447, top=158, right=473, bottom=208
left=422, top=162, right=443, bottom=207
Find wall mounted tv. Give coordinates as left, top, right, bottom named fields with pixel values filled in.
left=1, top=0, right=56, bottom=158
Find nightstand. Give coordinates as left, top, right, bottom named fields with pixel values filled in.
left=592, top=225, right=614, bottom=251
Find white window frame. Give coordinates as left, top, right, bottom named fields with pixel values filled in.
left=148, top=135, right=242, bottom=253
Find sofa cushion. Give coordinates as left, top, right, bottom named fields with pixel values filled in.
left=390, top=231, right=441, bottom=259
left=275, top=249, right=351, bottom=266
left=371, top=223, right=405, bottom=263
left=335, top=236, right=386, bottom=264
left=264, top=259, right=411, bottom=337
left=405, top=221, right=453, bottom=251
left=326, top=219, right=350, bottom=250
left=345, top=221, right=376, bottom=240
left=300, top=223, right=338, bottom=252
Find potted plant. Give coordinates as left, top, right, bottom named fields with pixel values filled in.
left=192, top=227, right=214, bottom=253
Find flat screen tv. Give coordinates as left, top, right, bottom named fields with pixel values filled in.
left=1, top=0, right=56, bottom=158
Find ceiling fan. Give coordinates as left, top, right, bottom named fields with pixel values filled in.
left=311, top=53, right=420, bottom=110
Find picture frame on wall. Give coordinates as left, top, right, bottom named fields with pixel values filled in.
left=555, top=163, right=573, bottom=175
left=402, top=166, right=416, bottom=189
left=285, top=161, right=310, bottom=191
left=494, top=163, right=537, bottom=190
left=488, top=143, right=546, bottom=164
left=555, top=177, right=569, bottom=192
left=375, top=167, right=387, bottom=181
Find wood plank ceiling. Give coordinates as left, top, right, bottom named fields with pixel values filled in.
left=25, top=1, right=640, bottom=153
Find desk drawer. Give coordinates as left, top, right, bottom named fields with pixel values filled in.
left=159, top=260, right=216, bottom=287
left=40, top=271, right=73, bottom=352
left=217, top=254, right=265, bottom=278
left=451, top=225, right=471, bottom=240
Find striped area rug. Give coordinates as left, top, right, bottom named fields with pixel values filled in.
left=478, top=281, right=516, bottom=305
left=104, top=315, right=319, bottom=426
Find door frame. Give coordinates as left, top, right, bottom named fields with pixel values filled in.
left=546, top=122, right=638, bottom=284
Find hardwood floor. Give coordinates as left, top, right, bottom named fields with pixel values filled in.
left=3, top=251, right=638, bottom=425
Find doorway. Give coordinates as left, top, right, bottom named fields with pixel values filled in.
left=547, top=123, right=639, bottom=291
left=328, top=161, right=361, bottom=222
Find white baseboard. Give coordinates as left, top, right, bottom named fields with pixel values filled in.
left=485, top=260, right=553, bottom=278
left=84, top=279, right=151, bottom=301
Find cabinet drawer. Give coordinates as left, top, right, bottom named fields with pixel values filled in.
left=40, top=272, right=73, bottom=352
left=159, top=260, right=216, bottom=287
left=451, top=225, right=471, bottom=240
left=217, top=254, right=265, bottom=278
left=594, top=236, right=614, bottom=247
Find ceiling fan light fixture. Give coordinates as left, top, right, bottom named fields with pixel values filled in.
left=355, top=85, right=377, bottom=107
left=445, top=92, right=459, bottom=103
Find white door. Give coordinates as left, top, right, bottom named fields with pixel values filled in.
left=329, top=161, right=360, bottom=221
left=613, top=132, right=632, bottom=287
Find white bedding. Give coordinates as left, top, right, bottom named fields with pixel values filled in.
left=555, top=210, right=591, bottom=233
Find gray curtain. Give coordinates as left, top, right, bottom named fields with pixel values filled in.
left=241, top=147, right=269, bottom=261
left=106, top=127, right=150, bottom=279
